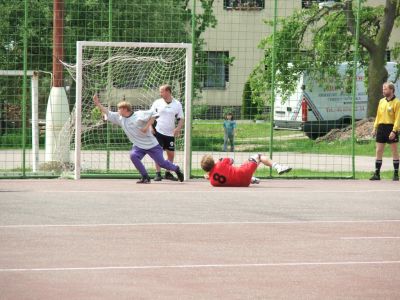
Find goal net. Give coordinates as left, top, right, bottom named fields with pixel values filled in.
left=61, top=41, right=192, bottom=179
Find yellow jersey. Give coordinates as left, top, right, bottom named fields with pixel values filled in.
left=374, top=97, right=400, bottom=132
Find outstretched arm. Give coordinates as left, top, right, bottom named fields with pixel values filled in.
left=141, top=116, right=156, bottom=133
left=93, top=94, right=109, bottom=116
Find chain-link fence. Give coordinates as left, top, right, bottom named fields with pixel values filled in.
left=1, top=0, right=399, bottom=179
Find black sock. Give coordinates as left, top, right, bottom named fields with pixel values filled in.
left=156, top=171, right=161, bottom=176
left=375, top=160, right=382, bottom=174
left=394, top=160, right=399, bottom=174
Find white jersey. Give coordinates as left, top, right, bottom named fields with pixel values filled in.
left=106, top=110, right=159, bottom=150
left=150, top=98, right=184, bottom=137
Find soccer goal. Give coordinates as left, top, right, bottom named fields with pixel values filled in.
left=62, top=41, right=192, bottom=179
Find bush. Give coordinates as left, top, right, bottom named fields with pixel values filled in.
left=254, top=114, right=270, bottom=121
left=192, top=104, right=209, bottom=119
left=222, top=106, right=234, bottom=118
left=0, top=129, right=45, bottom=148
left=91, top=107, right=102, bottom=122
left=241, top=78, right=259, bottom=119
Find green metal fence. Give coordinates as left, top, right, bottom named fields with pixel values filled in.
left=0, top=0, right=398, bottom=179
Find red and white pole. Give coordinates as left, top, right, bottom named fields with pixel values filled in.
left=45, top=0, right=70, bottom=163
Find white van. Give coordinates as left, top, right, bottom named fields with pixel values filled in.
left=273, top=62, right=399, bottom=139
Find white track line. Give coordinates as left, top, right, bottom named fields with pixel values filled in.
left=3, top=189, right=400, bottom=193
left=1, top=261, right=400, bottom=272
left=341, top=237, right=400, bottom=240
left=1, top=219, right=400, bottom=229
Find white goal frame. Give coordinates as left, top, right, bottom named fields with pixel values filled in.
left=75, top=41, right=193, bottom=180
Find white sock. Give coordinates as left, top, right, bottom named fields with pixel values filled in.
left=272, top=162, right=279, bottom=170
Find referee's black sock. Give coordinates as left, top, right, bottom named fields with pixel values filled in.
left=394, top=160, right=399, bottom=175
left=375, top=160, right=382, bottom=175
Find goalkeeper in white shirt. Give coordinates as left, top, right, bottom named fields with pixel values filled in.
left=150, top=84, right=184, bottom=181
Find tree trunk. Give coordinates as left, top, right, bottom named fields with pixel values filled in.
left=367, top=55, right=388, bottom=118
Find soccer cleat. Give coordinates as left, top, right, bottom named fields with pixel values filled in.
left=369, top=173, right=380, bottom=181
left=153, top=174, right=162, bottom=181
left=276, top=165, right=292, bottom=175
left=137, top=176, right=151, bottom=184
left=164, top=171, right=178, bottom=181
left=175, top=168, right=184, bottom=182
left=393, top=173, right=399, bottom=181
left=251, top=176, right=260, bottom=184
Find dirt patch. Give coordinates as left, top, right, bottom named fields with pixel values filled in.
left=316, top=118, right=375, bottom=143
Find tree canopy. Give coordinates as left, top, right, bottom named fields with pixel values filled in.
left=0, top=0, right=216, bottom=107
left=250, top=0, right=400, bottom=117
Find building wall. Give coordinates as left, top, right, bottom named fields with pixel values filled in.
left=199, top=0, right=400, bottom=107
left=199, top=0, right=277, bottom=106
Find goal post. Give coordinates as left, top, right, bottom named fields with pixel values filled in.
left=73, top=41, right=193, bottom=180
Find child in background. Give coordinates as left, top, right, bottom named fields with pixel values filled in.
left=223, top=112, right=236, bottom=152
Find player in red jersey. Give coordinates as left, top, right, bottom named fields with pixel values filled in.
left=201, top=153, right=292, bottom=187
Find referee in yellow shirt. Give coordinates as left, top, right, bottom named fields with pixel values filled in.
left=370, top=82, right=400, bottom=181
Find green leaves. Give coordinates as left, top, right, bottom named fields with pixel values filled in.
left=250, top=1, right=398, bottom=115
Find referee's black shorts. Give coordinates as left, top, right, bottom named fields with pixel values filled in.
left=376, top=124, right=399, bottom=144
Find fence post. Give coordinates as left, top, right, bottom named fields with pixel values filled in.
left=22, top=0, right=29, bottom=177
left=268, top=0, right=278, bottom=175
left=351, top=0, right=362, bottom=179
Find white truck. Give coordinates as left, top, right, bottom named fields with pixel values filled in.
left=273, top=62, right=399, bottom=139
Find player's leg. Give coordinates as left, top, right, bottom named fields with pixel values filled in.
left=129, top=146, right=151, bottom=183
left=244, top=155, right=261, bottom=184
left=370, top=142, right=385, bottom=180
left=371, top=124, right=392, bottom=180
left=229, top=134, right=234, bottom=152
left=223, top=133, right=228, bottom=152
left=147, top=145, right=184, bottom=182
left=390, top=142, right=399, bottom=181
left=256, top=154, right=292, bottom=175
left=239, top=160, right=259, bottom=186
left=154, top=131, right=165, bottom=181
left=164, top=136, right=178, bottom=181
left=154, top=163, right=162, bottom=181
left=166, top=149, right=174, bottom=162
left=164, top=149, right=177, bottom=181
left=370, top=139, right=386, bottom=180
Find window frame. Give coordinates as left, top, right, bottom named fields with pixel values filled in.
left=202, top=51, right=230, bottom=90
left=223, top=0, right=265, bottom=11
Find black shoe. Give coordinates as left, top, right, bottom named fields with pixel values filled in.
left=164, top=171, right=178, bottom=181
left=154, top=174, right=162, bottom=181
left=175, top=168, right=184, bottom=182
left=393, top=173, right=399, bottom=181
left=369, top=173, right=380, bottom=181
left=137, top=176, right=151, bottom=184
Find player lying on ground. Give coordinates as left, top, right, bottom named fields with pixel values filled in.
left=93, top=94, right=184, bottom=183
left=201, top=154, right=292, bottom=187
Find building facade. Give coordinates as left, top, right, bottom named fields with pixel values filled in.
left=199, top=0, right=400, bottom=109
